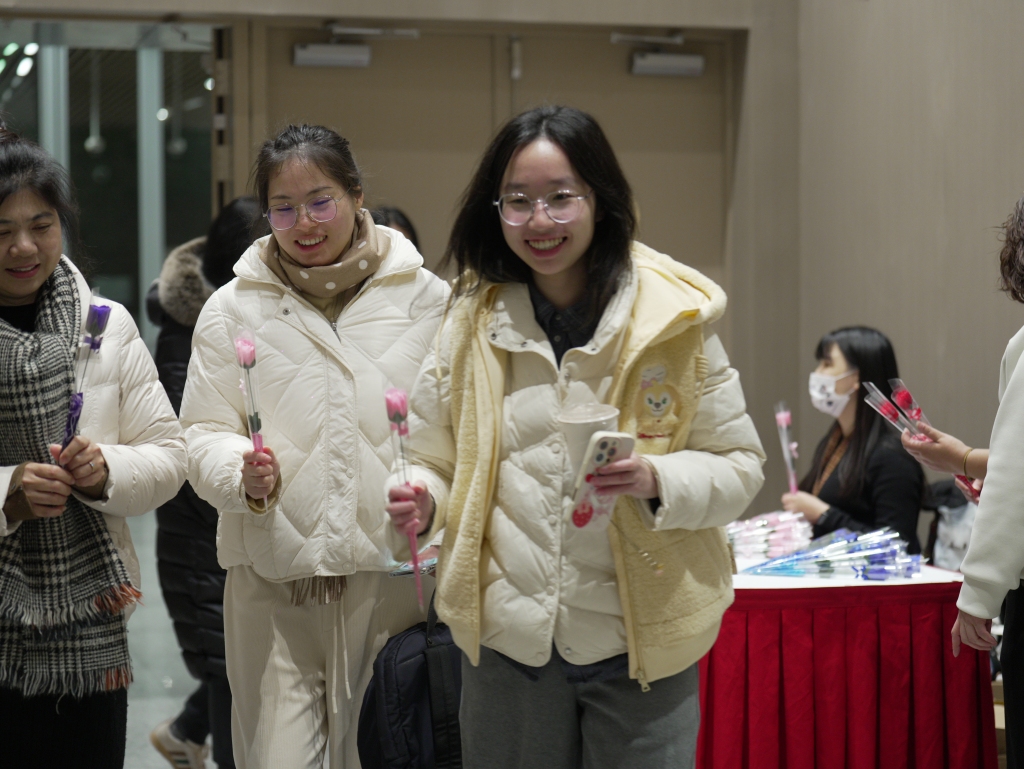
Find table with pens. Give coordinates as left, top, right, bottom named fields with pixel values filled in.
left=695, top=561, right=999, bottom=769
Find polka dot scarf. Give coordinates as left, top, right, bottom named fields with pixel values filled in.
left=263, top=209, right=386, bottom=299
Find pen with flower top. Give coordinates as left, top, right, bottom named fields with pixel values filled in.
left=385, top=387, right=424, bottom=611
left=234, top=328, right=268, bottom=511
left=62, top=302, right=111, bottom=450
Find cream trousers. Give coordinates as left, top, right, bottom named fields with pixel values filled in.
left=224, top=565, right=427, bottom=769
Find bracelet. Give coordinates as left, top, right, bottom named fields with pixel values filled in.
left=962, top=447, right=974, bottom=479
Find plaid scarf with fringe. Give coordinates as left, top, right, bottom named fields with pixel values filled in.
left=0, top=260, right=138, bottom=697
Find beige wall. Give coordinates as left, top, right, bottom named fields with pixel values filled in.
left=797, top=1, right=1024, bottom=483
left=3, top=0, right=801, bottom=514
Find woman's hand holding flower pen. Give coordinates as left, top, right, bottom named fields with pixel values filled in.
left=242, top=447, right=279, bottom=501
left=53, top=435, right=108, bottom=497
left=386, top=482, right=433, bottom=536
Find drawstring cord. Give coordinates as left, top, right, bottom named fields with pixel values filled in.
left=331, top=592, right=352, bottom=715
left=332, top=616, right=338, bottom=716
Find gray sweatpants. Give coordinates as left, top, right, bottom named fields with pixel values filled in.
left=460, top=646, right=700, bottom=769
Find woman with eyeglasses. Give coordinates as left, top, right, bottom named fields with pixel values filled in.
left=781, top=327, right=924, bottom=551
left=179, top=124, right=449, bottom=768
left=385, top=105, right=765, bottom=767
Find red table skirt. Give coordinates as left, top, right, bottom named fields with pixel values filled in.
left=696, top=582, right=999, bottom=769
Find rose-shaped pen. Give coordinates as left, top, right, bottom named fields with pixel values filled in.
left=883, top=379, right=978, bottom=502
left=385, top=387, right=424, bottom=611
left=62, top=302, right=111, bottom=449
left=774, top=402, right=799, bottom=494
left=888, top=378, right=931, bottom=428
left=862, top=382, right=919, bottom=435
left=234, top=328, right=268, bottom=511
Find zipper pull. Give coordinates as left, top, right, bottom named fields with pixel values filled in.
left=637, top=669, right=651, bottom=693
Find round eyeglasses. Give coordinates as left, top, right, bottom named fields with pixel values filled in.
left=493, top=191, right=592, bottom=226
left=264, top=194, right=347, bottom=231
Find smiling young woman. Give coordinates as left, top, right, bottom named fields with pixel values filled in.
left=385, top=105, right=766, bottom=769
left=0, top=122, right=186, bottom=769
left=179, top=124, right=449, bottom=768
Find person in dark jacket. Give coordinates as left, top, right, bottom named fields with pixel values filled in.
left=370, top=205, right=420, bottom=251
left=146, top=197, right=266, bottom=769
left=781, top=326, right=924, bottom=552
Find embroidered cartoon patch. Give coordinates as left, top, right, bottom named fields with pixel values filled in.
left=635, top=365, right=681, bottom=440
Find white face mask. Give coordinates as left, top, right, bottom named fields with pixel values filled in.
left=809, top=370, right=857, bottom=419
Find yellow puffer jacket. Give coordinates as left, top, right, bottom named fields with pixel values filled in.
left=389, top=243, right=765, bottom=688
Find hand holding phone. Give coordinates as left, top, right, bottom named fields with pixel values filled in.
left=569, top=431, right=635, bottom=531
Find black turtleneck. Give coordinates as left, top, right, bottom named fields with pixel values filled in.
left=0, top=302, right=38, bottom=333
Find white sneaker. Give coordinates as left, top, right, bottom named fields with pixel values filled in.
left=150, top=717, right=209, bottom=769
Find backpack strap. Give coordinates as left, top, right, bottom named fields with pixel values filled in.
left=425, top=591, right=462, bottom=768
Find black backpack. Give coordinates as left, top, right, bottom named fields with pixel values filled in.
left=357, top=594, right=463, bottom=769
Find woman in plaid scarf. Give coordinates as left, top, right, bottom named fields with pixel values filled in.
left=0, top=123, right=187, bottom=767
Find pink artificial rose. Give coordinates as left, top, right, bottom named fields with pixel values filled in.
left=892, top=388, right=914, bottom=411
left=235, top=336, right=257, bottom=369
left=879, top=401, right=900, bottom=422
left=385, top=387, right=409, bottom=436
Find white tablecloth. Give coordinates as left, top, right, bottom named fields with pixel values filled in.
left=733, top=558, right=964, bottom=590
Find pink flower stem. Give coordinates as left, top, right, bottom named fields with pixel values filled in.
left=399, top=432, right=424, bottom=611
left=251, top=432, right=268, bottom=512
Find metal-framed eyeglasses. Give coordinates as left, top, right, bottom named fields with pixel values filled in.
left=264, top=193, right=349, bottom=231
left=493, top=190, right=592, bottom=226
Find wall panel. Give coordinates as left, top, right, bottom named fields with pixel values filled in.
left=798, top=1, right=1024, bottom=480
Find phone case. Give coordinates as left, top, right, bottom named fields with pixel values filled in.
left=569, top=431, right=635, bottom=531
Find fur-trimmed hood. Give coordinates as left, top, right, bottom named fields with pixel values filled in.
left=157, top=237, right=214, bottom=327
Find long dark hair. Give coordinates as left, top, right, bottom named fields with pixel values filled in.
left=251, top=124, right=362, bottom=214
left=0, top=118, right=85, bottom=268
left=203, top=196, right=267, bottom=288
left=799, top=326, right=900, bottom=497
left=444, top=105, right=636, bottom=321
left=999, top=193, right=1024, bottom=303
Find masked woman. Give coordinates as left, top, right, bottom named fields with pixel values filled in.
left=0, top=124, right=187, bottom=768
left=782, top=326, right=924, bottom=552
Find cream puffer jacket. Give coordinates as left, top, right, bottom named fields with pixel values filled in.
left=0, top=259, right=188, bottom=598
left=180, top=230, right=449, bottom=582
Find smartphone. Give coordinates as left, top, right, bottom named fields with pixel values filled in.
left=568, top=431, right=635, bottom=532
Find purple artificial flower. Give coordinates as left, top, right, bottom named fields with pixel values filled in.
left=85, top=304, right=111, bottom=350
left=62, top=391, right=84, bottom=450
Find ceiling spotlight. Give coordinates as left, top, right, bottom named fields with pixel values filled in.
left=15, top=58, right=33, bottom=77
left=204, top=77, right=214, bottom=91
left=3, top=43, right=17, bottom=57
left=156, top=107, right=169, bottom=121
left=23, top=43, right=39, bottom=56
left=0, top=61, right=6, bottom=76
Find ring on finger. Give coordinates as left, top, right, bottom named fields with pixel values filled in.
left=89, top=461, right=95, bottom=470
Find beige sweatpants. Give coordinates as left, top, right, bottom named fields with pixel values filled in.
left=224, top=565, right=428, bottom=769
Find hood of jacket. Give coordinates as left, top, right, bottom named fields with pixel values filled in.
left=155, top=237, right=214, bottom=328
left=623, top=242, right=726, bottom=354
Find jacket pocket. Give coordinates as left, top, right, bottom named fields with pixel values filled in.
left=617, top=519, right=731, bottom=643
